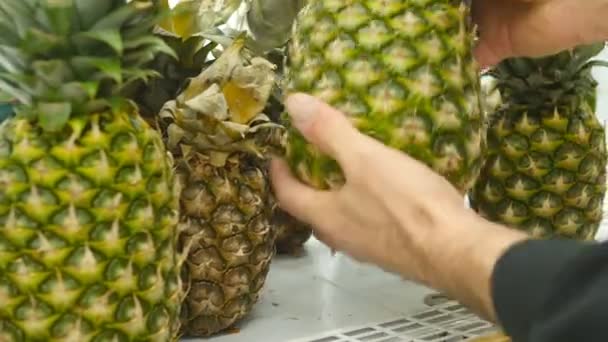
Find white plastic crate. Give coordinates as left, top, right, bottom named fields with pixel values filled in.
left=291, top=300, right=498, bottom=342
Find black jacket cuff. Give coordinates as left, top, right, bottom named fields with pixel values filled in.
left=490, top=239, right=586, bottom=341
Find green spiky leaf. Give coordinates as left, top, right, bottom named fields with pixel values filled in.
left=0, top=17, right=19, bottom=45
left=0, top=1, right=34, bottom=38
left=91, top=2, right=139, bottom=30
left=0, top=46, right=27, bottom=73
left=0, top=72, right=36, bottom=95
left=73, top=0, right=113, bottom=28
left=37, top=101, right=71, bottom=132
left=58, top=81, right=98, bottom=104
left=41, top=0, right=74, bottom=36
left=122, top=68, right=161, bottom=83
left=71, top=57, right=122, bottom=85
left=32, top=60, right=73, bottom=87
left=77, top=30, right=124, bottom=55
left=0, top=0, right=175, bottom=128
left=0, top=79, right=30, bottom=105
left=22, top=28, right=65, bottom=55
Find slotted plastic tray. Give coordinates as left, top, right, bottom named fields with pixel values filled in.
left=291, top=300, right=499, bottom=342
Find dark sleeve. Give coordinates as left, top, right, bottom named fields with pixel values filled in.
left=491, top=238, right=608, bottom=342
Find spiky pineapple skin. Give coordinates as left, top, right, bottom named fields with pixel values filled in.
left=469, top=103, right=607, bottom=240
left=469, top=44, right=608, bottom=241
left=0, top=110, right=183, bottom=341
left=173, top=151, right=275, bottom=337
left=284, top=0, right=484, bottom=192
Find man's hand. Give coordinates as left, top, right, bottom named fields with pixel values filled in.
left=270, top=93, right=466, bottom=279
left=270, top=93, right=529, bottom=321
left=473, top=0, right=608, bottom=66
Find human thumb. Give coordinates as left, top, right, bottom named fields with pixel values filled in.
left=284, top=93, right=361, bottom=160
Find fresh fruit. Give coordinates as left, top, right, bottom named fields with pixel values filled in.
left=133, top=1, right=286, bottom=335
left=156, top=34, right=282, bottom=336
left=283, top=0, right=485, bottom=193
left=469, top=43, right=608, bottom=240
left=0, top=1, right=184, bottom=341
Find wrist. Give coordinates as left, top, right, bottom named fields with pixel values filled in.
left=413, top=207, right=528, bottom=322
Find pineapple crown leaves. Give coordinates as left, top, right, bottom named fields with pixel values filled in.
left=129, top=0, right=250, bottom=117
left=487, top=42, right=608, bottom=109
left=158, top=33, right=284, bottom=160
left=157, top=0, right=292, bottom=59
left=245, top=0, right=306, bottom=53
left=0, top=0, right=178, bottom=132
left=158, top=0, right=243, bottom=41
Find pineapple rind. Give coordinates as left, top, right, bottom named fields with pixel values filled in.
left=470, top=44, right=608, bottom=240
left=0, top=1, right=184, bottom=340
left=157, top=36, right=281, bottom=337
left=284, top=0, right=484, bottom=192
left=470, top=102, right=607, bottom=240
left=174, top=151, right=276, bottom=337
left=0, top=110, right=183, bottom=341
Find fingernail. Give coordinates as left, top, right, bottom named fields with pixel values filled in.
left=285, top=93, right=319, bottom=126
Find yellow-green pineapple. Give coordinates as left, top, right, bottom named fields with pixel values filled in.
left=283, top=0, right=485, bottom=193
left=0, top=0, right=184, bottom=341
left=156, top=34, right=282, bottom=336
left=469, top=43, right=608, bottom=240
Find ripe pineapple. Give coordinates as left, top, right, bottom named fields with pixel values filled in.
left=156, top=35, right=281, bottom=336
left=469, top=43, right=608, bottom=240
left=0, top=1, right=184, bottom=341
left=283, top=0, right=485, bottom=193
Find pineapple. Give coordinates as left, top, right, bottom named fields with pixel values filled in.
left=0, top=1, right=184, bottom=341
left=283, top=0, right=485, bottom=193
left=135, top=1, right=283, bottom=335
left=156, top=34, right=281, bottom=336
left=469, top=43, right=608, bottom=241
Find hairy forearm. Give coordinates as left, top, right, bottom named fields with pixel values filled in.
left=412, top=210, right=529, bottom=322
